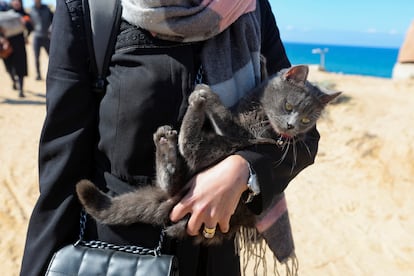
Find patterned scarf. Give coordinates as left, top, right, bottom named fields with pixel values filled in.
left=121, top=1, right=297, bottom=274
left=121, top=0, right=261, bottom=107
left=235, top=193, right=297, bottom=275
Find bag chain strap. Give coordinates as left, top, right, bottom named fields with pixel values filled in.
left=195, top=65, right=204, bottom=85
left=75, top=209, right=165, bottom=256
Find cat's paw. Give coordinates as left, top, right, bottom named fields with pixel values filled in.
left=189, top=84, right=214, bottom=108
left=154, top=125, right=178, bottom=182
left=153, top=125, right=177, bottom=147
left=189, top=84, right=221, bottom=109
left=188, top=90, right=206, bottom=109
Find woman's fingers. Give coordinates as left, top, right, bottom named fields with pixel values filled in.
left=170, top=155, right=250, bottom=237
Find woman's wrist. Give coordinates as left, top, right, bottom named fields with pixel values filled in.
left=231, top=155, right=260, bottom=203
left=228, top=155, right=250, bottom=194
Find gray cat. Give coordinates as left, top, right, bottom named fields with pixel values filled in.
left=76, top=64, right=340, bottom=245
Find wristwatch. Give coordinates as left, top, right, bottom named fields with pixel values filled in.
left=245, top=162, right=260, bottom=203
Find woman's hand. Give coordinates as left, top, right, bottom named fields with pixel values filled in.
left=169, top=155, right=249, bottom=235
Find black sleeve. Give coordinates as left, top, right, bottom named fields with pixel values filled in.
left=236, top=0, right=320, bottom=214
left=259, top=0, right=291, bottom=73
left=23, top=11, right=34, bottom=34
left=20, top=0, right=96, bottom=275
left=49, top=6, right=54, bottom=23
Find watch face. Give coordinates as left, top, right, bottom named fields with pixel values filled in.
left=248, top=171, right=259, bottom=195
left=247, top=162, right=259, bottom=192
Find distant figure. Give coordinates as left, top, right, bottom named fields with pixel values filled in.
left=30, top=0, right=53, bottom=80
left=2, top=0, right=33, bottom=98
left=0, top=1, right=8, bottom=11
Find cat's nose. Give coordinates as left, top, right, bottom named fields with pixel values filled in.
left=287, top=123, right=294, bottom=130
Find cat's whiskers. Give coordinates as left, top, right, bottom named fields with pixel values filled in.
left=274, top=147, right=287, bottom=167
left=250, top=119, right=271, bottom=138
left=272, top=135, right=299, bottom=174
left=290, top=137, right=298, bottom=174
left=274, top=136, right=291, bottom=166
left=299, top=139, right=313, bottom=159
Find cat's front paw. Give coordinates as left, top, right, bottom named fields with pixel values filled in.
left=188, top=91, right=206, bottom=109
left=188, top=84, right=215, bottom=108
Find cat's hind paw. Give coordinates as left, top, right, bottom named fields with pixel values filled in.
left=153, top=125, right=177, bottom=147
left=154, top=125, right=179, bottom=192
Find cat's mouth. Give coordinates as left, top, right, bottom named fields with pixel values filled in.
left=279, top=133, right=293, bottom=139
left=269, top=121, right=294, bottom=139
left=275, top=133, right=293, bottom=147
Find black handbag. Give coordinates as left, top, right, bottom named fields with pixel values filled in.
left=45, top=210, right=178, bottom=276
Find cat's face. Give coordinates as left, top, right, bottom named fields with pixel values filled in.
left=262, top=65, right=340, bottom=138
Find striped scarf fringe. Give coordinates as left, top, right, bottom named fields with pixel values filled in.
left=235, top=227, right=299, bottom=276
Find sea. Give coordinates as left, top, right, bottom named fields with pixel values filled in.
left=283, top=42, right=400, bottom=79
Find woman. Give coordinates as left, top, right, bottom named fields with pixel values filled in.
left=20, top=0, right=320, bottom=275
left=2, top=0, right=32, bottom=97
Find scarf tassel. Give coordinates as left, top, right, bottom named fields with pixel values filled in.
left=235, top=227, right=299, bottom=276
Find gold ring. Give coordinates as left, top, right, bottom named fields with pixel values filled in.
left=202, top=226, right=216, bottom=239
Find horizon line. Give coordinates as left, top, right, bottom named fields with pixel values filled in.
left=282, top=40, right=400, bottom=50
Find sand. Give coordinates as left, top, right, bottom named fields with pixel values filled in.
left=1, top=45, right=414, bottom=275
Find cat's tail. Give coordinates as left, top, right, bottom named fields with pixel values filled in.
left=76, top=179, right=175, bottom=226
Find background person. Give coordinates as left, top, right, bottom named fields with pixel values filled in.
left=30, top=0, right=53, bottom=80
left=2, top=0, right=32, bottom=97
left=0, top=1, right=8, bottom=11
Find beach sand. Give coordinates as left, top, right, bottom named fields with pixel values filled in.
left=1, top=45, right=413, bottom=275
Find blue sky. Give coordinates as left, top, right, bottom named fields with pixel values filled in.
left=24, top=0, right=413, bottom=48
left=268, top=0, right=413, bottom=48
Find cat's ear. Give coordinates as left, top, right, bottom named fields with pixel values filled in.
left=319, top=91, right=342, bottom=105
left=284, top=65, right=309, bottom=85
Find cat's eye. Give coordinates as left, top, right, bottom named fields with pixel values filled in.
left=285, top=102, right=293, bottom=111
left=301, top=117, right=310, bottom=124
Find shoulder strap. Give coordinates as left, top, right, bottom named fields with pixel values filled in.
left=82, top=0, right=122, bottom=93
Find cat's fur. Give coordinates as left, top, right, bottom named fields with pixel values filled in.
left=76, top=65, right=341, bottom=245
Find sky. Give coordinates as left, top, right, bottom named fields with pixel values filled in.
left=23, top=0, right=413, bottom=48
left=268, top=0, right=413, bottom=48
